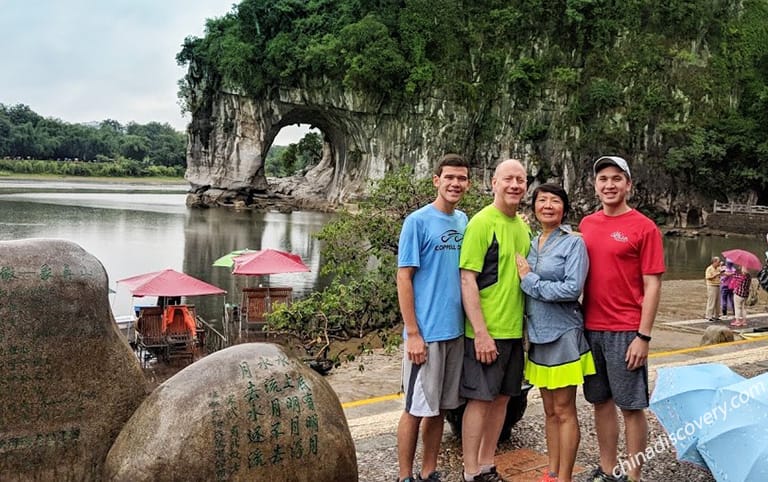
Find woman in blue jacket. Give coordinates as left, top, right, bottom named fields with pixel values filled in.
left=516, top=183, right=595, bottom=482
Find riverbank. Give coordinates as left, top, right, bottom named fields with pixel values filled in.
left=6, top=174, right=768, bottom=236
left=0, top=172, right=187, bottom=184
left=0, top=173, right=335, bottom=211
left=663, top=225, right=767, bottom=240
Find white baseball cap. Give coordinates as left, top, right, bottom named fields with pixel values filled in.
left=593, top=156, right=631, bottom=180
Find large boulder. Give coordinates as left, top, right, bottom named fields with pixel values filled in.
left=0, top=238, right=148, bottom=481
left=104, top=343, right=357, bottom=482
left=700, top=325, right=737, bottom=345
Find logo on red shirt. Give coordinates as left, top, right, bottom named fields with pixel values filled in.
left=610, top=231, right=629, bottom=243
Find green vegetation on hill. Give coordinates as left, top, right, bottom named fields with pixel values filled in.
left=178, top=0, right=768, bottom=199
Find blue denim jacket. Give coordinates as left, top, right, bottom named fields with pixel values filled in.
left=520, top=224, right=589, bottom=344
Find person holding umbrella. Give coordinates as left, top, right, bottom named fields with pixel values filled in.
left=729, top=265, right=751, bottom=327
left=720, top=249, right=762, bottom=327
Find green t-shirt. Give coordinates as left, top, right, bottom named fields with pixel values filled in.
left=459, top=205, right=531, bottom=339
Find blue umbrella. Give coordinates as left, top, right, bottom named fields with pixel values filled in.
left=696, top=372, right=768, bottom=481
left=650, top=364, right=745, bottom=467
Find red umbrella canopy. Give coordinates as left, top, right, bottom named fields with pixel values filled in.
left=117, top=268, right=227, bottom=297
left=232, top=249, right=310, bottom=276
left=722, top=249, right=763, bottom=271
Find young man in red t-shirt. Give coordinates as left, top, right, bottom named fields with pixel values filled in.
left=579, top=156, right=665, bottom=482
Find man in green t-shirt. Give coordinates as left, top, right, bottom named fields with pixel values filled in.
left=458, top=159, right=531, bottom=482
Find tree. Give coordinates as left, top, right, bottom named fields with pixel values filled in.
left=265, top=132, right=323, bottom=177
left=121, top=135, right=150, bottom=161
left=266, top=166, right=490, bottom=363
left=0, top=102, right=186, bottom=175
left=0, top=116, right=11, bottom=155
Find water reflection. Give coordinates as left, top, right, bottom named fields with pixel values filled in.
left=3, top=181, right=768, bottom=322
left=182, top=208, right=333, bottom=320
left=664, top=234, right=768, bottom=280
left=0, top=186, right=334, bottom=324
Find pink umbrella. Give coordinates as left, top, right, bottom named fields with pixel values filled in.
left=117, top=268, right=226, bottom=297
left=232, top=249, right=310, bottom=276
left=231, top=250, right=309, bottom=327
left=722, top=249, right=763, bottom=271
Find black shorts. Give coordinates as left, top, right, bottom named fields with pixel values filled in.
left=460, top=337, right=524, bottom=401
left=583, top=330, right=649, bottom=410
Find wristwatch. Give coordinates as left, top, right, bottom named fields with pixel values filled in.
left=636, top=332, right=652, bottom=342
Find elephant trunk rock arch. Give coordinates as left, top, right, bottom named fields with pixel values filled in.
left=184, top=82, right=476, bottom=210
left=182, top=80, right=710, bottom=226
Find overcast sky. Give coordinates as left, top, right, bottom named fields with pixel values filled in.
left=0, top=0, right=310, bottom=143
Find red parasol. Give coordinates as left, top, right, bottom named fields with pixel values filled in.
left=722, top=249, right=763, bottom=271
left=117, top=268, right=226, bottom=297
left=232, top=249, right=310, bottom=276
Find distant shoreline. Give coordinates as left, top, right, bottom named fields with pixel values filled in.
left=663, top=226, right=763, bottom=239
left=0, top=173, right=187, bottom=185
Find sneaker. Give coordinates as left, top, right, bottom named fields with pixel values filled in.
left=398, top=478, right=416, bottom=482
left=589, top=467, right=621, bottom=482
left=417, top=472, right=442, bottom=481
left=473, top=466, right=507, bottom=482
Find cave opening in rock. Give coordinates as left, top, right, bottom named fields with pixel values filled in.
left=265, top=123, right=323, bottom=179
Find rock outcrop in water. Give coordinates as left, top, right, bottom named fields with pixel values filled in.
left=184, top=78, right=715, bottom=226
left=180, top=2, right=768, bottom=227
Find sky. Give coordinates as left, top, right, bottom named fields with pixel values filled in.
left=0, top=0, right=310, bottom=144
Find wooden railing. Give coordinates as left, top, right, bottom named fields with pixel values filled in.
left=713, top=200, right=768, bottom=215
left=196, top=315, right=228, bottom=354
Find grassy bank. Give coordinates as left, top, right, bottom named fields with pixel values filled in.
left=0, top=171, right=187, bottom=185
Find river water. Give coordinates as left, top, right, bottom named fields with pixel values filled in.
left=0, top=180, right=334, bottom=324
left=2, top=179, right=767, bottom=323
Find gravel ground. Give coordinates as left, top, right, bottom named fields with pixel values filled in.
left=355, top=362, right=768, bottom=482
left=348, top=279, right=768, bottom=482
left=140, top=279, right=768, bottom=481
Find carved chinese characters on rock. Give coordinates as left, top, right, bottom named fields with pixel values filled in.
left=0, top=239, right=147, bottom=482
left=104, top=342, right=357, bottom=482
left=208, top=356, right=321, bottom=479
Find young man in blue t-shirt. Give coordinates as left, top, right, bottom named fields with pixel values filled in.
left=396, top=153, right=471, bottom=482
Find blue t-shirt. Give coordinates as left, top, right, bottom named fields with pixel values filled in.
left=398, top=204, right=467, bottom=342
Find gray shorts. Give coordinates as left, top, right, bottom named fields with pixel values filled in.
left=402, top=336, right=464, bottom=417
left=460, top=338, right=524, bottom=401
left=583, top=330, right=649, bottom=410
